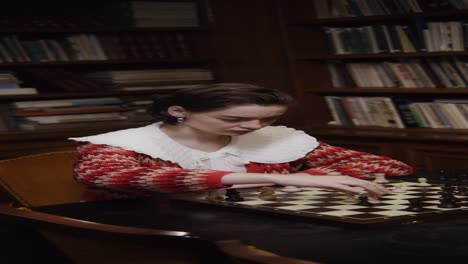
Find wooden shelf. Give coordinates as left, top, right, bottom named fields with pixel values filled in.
left=307, top=88, right=468, bottom=95
left=0, top=26, right=205, bottom=33
left=306, top=125, right=468, bottom=143
left=300, top=51, right=468, bottom=61
left=0, top=58, right=215, bottom=67
left=288, top=9, right=468, bottom=26
left=0, top=123, right=149, bottom=141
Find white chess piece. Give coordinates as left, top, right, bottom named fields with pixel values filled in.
left=417, top=178, right=431, bottom=187
left=373, top=173, right=389, bottom=183
left=392, top=183, right=406, bottom=193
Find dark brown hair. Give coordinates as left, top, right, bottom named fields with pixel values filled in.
left=148, top=83, right=296, bottom=124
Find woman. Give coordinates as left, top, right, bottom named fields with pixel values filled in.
left=70, top=83, right=413, bottom=200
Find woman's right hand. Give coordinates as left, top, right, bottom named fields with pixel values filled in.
left=268, top=173, right=390, bottom=197
left=221, top=172, right=390, bottom=197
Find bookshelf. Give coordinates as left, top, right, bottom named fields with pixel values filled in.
left=0, top=0, right=218, bottom=158
left=276, top=0, right=468, bottom=171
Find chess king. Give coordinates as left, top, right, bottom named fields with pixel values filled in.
left=69, top=83, right=413, bottom=201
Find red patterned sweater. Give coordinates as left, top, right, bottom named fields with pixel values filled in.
left=73, top=141, right=413, bottom=198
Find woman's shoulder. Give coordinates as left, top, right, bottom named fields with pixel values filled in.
left=233, top=125, right=319, bottom=163
left=68, top=123, right=172, bottom=158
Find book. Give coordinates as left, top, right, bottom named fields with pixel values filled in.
left=12, top=97, right=123, bottom=109
left=0, top=88, right=38, bottom=95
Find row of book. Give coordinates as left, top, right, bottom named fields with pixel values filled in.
left=314, top=0, right=465, bottom=18
left=0, top=32, right=193, bottom=63
left=1, top=96, right=155, bottom=131
left=325, top=21, right=467, bottom=54
left=0, top=68, right=214, bottom=94
left=0, top=81, right=217, bottom=131
left=327, top=58, right=468, bottom=88
left=324, top=96, right=468, bottom=129
left=82, top=68, right=215, bottom=88
left=0, top=1, right=199, bottom=28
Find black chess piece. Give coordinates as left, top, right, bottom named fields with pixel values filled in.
left=457, top=185, right=468, bottom=196
left=439, top=169, right=447, bottom=181
left=355, top=195, right=373, bottom=206
left=438, top=193, right=461, bottom=208
left=459, top=173, right=468, bottom=184
left=406, top=198, right=424, bottom=212
left=225, top=189, right=244, bottom=202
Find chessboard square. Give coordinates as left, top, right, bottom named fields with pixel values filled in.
left=236, top=200, right=277, bottom=205
left=297, top=190, right=331, bottom=195
left=287, top=195, right=326, bottom=200
left=424, top=200, right=441, bottom=204
left=372, top=210, right=414, bottom=216
left=325, top=204, right=366, bottom=210
left=379, top=198, right=408, bottom=205
left=319, top=210, right=363, bottom=217
left=424, top=205, right=459, bottom=211
left=281, top=200, right=323, bottom=205
left=276, top=204, right=318, bottom=211
left=375, top=204, right=408, bottom=210
left=387, top=194, right=421, bottom=199
left=425, top=195, right=441, bottom=199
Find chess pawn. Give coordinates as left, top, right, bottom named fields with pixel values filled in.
left=259, top=194, right=277, bottom=201
left=373, top=173, right=389, bottom=183
left=417, top=178, right=431, bottom=187
left=206, top=190, right=224, bottom=201
left=392, top=184, right=406, bottom=193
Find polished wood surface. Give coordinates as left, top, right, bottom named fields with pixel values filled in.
left=29, top=172, right=468, bottom=264
left=0, top=203, right=317, bottom=264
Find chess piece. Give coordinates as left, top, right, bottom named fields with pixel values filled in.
left=417, top=178, right=431, bottom=187
left=406, top=198, right=424, bottom=212
left=373, top=173, right=389, bottom=183
left=259, top=187, right=277, bottom=201
left=392, top=184, right=406, bottom=193
left=225, top=189, right=244, bottom=202
left=457, top=185, right=468, bottom=196
left=439, top=169, right=447, bottom=181
left=355, top=195, right=373, bottom=206
left=206, top=189, right=224, bottom=201
left=343, top=194, right=358, bottom=204
left=281, top=186, right=302, bottom=193
left=438, top=186, right=460, bottom=208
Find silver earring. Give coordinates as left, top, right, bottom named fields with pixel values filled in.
left=177, top=117, right=185, bottom=123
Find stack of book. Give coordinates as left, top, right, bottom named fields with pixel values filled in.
left=0, top=72, right=37, bottom=95
left=10, top=97, right=134, bottom=130
left=82, top=68, right=214, bottom=89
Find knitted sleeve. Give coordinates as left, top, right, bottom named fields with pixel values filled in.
left=300, top=142, right=414, bottom=178
left=72, top=143, right=231, bottom=195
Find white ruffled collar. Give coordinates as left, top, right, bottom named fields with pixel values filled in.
left=69, top=122, right=318, bottom=167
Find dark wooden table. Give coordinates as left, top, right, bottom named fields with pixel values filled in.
left=35, top=176, right=468, bottom=264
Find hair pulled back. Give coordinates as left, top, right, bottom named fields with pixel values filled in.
left=148, top=83, right=295, bottom=125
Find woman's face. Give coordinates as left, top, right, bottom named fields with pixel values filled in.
left=180, top=104, right=288, bottom=135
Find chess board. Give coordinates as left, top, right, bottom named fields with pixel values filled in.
left=173, top=180, right=468, bottom=227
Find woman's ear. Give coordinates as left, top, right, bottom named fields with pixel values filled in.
left=167, top=106, right=187, bottom=118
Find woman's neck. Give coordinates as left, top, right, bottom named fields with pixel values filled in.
left=160, top=123, right=231, bottom=152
